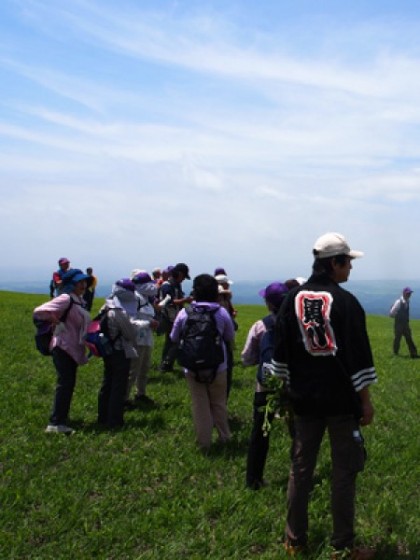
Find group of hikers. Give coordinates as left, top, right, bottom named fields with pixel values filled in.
left=35, top=231, right=416, bottom=560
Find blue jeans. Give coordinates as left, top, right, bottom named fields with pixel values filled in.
left=50, top=346, right=78, bottom=425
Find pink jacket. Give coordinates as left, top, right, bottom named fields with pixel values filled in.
left=34, top=294, right=90, bottom=365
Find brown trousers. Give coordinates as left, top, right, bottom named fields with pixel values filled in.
left=286, top=414, right=366, bottom=550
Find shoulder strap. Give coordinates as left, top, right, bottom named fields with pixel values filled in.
left=60, top=297, right=74, bottom=323
left=262, top=314, right=275, bottom=330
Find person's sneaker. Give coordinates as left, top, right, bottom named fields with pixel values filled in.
left=283, top=540, right=307, bottom=556
left=45, top=424, right=74, bottom=434
left=134, top=395, right=155, bottom=405
left=331, top=547, right=376, bottom=560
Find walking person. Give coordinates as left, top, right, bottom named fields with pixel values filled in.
left=389, top=287, right=418, bottom=358
left=271, top=232, right=377, bottom=559
left=34, top=268, right=91, bottom=434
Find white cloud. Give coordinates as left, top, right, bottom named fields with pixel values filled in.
left=0, top=0, right=420, bottom=281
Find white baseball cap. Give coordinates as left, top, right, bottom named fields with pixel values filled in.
left=313, top=232, right=363, bottom=259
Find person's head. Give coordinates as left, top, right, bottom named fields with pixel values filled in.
left=171, top=263, right=190, bottom=282
left=312, top=232, right=363, bottom=284
left=258, top=282, right=289, bottom=312
left=152, top=268, right=162, bottom=280
left=192, top=274, right=219, bottom=303
left=110, top=278, right=138, bottom=316
left=58, top=257, right=70, bottom=272
left=132, top=271, right=158, bottom=297
left=86, top=267, right=93, bottom=275
left=285, top=278, right=300, bottom=290
left=61, top=268, right=89, bottom=296
left=215, top=274, right=233, bottom=290
left=403, top=287, right=413, bottom=300
left=214, top=267, right=227, bottom=276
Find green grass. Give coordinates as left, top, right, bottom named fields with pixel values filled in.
left=0, top=291, right=419, bottom=559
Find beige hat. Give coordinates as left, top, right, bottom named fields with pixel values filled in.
left=313, top=232, right=363, bottom=259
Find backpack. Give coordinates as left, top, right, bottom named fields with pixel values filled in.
left=257, top=314, right=276, bottom=384
left=84, top=309, right=118, bottom=358
left=33, top=299, right=74, bottom=356
left=177, top=306, right=224, bottom=383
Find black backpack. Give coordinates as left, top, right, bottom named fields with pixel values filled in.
left=257, top=314, right=276, bottom=384
left=177, top=306, right=224, bottom=383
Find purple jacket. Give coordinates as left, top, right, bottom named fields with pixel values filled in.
left=170, top=302, right=235, bottom=373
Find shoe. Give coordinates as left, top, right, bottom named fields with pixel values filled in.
left=246, top=479, right=268, bottom=490
left=159, top=363, right=173, bottom=372
left=134, top=394, right=155, bottom=405
left=331, top=546, right=376, bottom=560
left=283, top=540, right=307, bottom=556
left=45, top=424, right=74, bottom=434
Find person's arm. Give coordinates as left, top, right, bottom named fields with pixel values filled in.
left=173, top=295, right=193, bottom=306
left=170, top=309, right=186, bottom=343
left=33, top=294, right=72, bottom=324
left=114, top=309, right=137, bottom=346
left=241, top=321, right=263, bottom=366
left=358, top=386, right=374, bottom=426
left=389, top=298, right=401, bottom=318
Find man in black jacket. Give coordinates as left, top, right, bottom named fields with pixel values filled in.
left=271, top=232, right=377, bottom=560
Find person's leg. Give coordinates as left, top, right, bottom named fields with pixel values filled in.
left=50, top=347, right=78, bottom=426
left=126, top=354, right=140, bottom=401
left=160, top=320, right=175, bottom=370
left=285, top=416, right=326, bottom=547
left=246, top=391, right=273, bottom=488
left=402, top=325, right=418, bottom=357
left=208, top=370, right=231, bottom=443
left=328, top=415, right=366, bottom=551
left=98, top=356, right=112, bottom=424
left=135, top=345, right=152, bottom=397
left=186, top=372, right=213, bottom=449
left=107, top=352, right=130, bottom=428
left=226, top=346, right=234, bottom=400
left=393, top=324, right=403, bottom=354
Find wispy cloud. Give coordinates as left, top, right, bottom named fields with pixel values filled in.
left=1, top=0, right=420, bottom=280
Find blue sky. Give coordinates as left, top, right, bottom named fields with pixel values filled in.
left=1, top=0, right=420, bottom=284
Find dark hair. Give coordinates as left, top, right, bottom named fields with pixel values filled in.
left=192, top=274, right=219, bottom=302
left=285, top=278, right=300, bottom=290
left=312, top=254, right=349, bottom=275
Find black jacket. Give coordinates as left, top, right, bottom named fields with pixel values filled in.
left=272, top=273, right=377, bottom=417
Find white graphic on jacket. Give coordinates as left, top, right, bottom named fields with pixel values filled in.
left=295, top=291, right=337, bottom=356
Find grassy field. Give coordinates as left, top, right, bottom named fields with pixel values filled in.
left=0, top=291, right=419, bottom=560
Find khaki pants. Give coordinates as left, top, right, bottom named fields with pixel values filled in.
left=127, top=345, right=152, bottom=399
left=186, top=370, right=231, bottom=449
